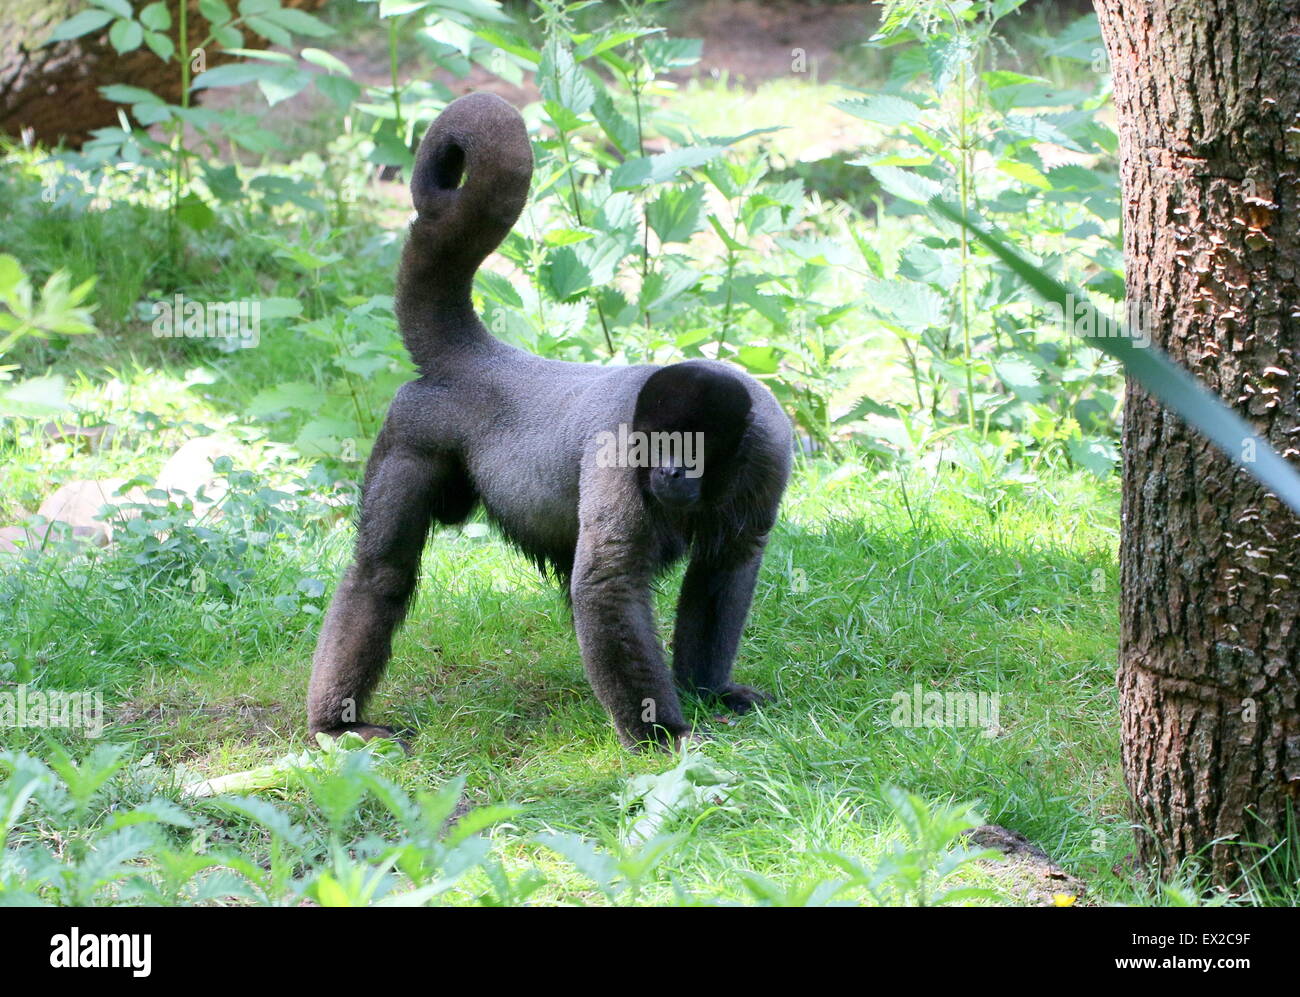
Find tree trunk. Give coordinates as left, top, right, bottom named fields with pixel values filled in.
left=1094, top=0, right=1300, bottom=885
left=0, top=0, right=326, bottom=148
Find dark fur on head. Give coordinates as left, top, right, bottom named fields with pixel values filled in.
left=308, top=92, right=792, bottom=751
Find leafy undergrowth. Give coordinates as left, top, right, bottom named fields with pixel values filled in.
left=2, top=441, right=1190, bottom=906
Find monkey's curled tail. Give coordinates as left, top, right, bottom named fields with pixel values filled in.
left=396, top=92, right=533, bottom=370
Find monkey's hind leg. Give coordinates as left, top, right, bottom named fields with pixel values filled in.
left=308, top=438, right=472, bottom=742
left=672, top=548, right=771, bottom=714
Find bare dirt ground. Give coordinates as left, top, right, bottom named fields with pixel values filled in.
left=203, top=1, right=878, bottom=144
left=342, top=1, right=878, bottom=96
left=672, top=0, right=876, bottom=83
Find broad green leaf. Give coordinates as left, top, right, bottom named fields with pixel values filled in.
left=706, top=214, right=747, bottom=253
left=989, top=83, right=1086, bottom=112
left=726, top=277, right=786, bottom=327
left=428, top=0, right=511, bottom=23
left=47, top=9, right=114, bottom=42
left=734, top=346, right=781, bottom=375
left=641, top=265, right=698, bottom=312
left=542, top=228, right=596, bottom=248
left=198, top=0, right=232, bottom=23
left=926, top=33, right=975, bottom=95
left=1067, top=436, right=1117, bottom=477
left=176, top=193, right=215, bottom=230
left=575, top=26, right=660, bottom=61
left=315, top=75, right=360, bottom=109
left=996, top=159, right=1051, bottom=190
left=245, top=14, right=290, bottom=47
left=835, top=94, right=923, bottom=126
left=202, top=163, right=241, bottom=201
left=899, top=243, right=960, bottom=287
left=108, top=18, right=143, bottom=54
left=0, top=255, right=23, bottom=299
left=611, top=146, right=724, bottom=190
left=2, top=375, right=71, bottom=414
left=261, top=7, right=334, bottom=37
left=139, top=2, right=170, bottom=30
left=257, top=66, right=313, bottom=106
left=247, top=381, right=319, bottom=416
left=542, top=247, right=592, bottom=300
left=143, top=30, right=174, bottom=61
left=863, top=277, right=947, bottom=332
left=776, top=237, right=852, bottom=266
left=647, top=186, right=705, bottom=245
left=596, top=191, right=638, bottom=234
left=90, top=0, right=133, bottom=17
left=475, top=270, right=523, bottom=308
left=866, top=164, right=942, bottom=204
left=378, top=0, right=433, bottom=13
left=835, top=394, right=899, bottom=424
left=213, top=25, right=243, bottom=48
left=99, top=84, right=163, bottom=105
left=1003, top=113, right=1082, bottom=152
left=192, top=63, right=279, bottom=90
left=301, top=47, right=352, bottom=76
left=993, top=357, right=1043, bottom=401
left=591, top=89, right=639, bottom=156
left=1046, top=164, right=1103, bottom=191
left=539, top=40, right=594, bottom=115
left=642, top=36, right=701, bottom=73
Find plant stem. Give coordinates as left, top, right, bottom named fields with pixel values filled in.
left=957, top=30, right=975, bottom=430
left=168, top=0, right=191, bottom=268
left=388, top=15, right=405, bottom=147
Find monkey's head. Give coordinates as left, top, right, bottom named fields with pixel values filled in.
left=632, top=362, right=753, bottom=510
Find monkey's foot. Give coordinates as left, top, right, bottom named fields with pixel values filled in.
left=711, top=683, right=772, bottom=714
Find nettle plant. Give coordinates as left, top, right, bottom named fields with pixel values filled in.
left=837, top=0, right=1124, bottom=476
left=44, top=0, right=513, bottom=262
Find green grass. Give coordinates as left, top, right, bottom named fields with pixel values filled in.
left=2, top=420, right=1149, bottom=904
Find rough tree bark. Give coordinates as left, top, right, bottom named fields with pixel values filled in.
left=1094, top=0, right=1300, bottom=884
left=0, top=0, right=327, bottom=148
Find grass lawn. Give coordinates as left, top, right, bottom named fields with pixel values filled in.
left=3, top=417, right=1138, bottom=903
